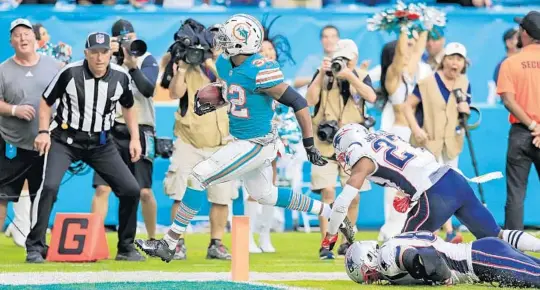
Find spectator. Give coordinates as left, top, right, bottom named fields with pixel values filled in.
left=0, top=18, right=61, bottom=248
left=306, top=39, right=376, bottom=259
left=377, top=28, right=429, bottom=243
left=404, top=42, right=472, bottom=244
left=162, top=20, right=234, bottom=261
left=32, top=24, right=72, bottom=65
left=494, top=27, right=519, bottom=83
left=91, top=19, right=159, bottom=243
left=293, top=25, right=339, bottom=89
left=423, top=26, right=446, bottom=71
left=436, top=0, right=492, bottom=7
left=497, top=11, right=540, bottom=230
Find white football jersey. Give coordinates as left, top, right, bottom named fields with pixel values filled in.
left=377, top=231, right=478, bottom=285
left=341, top=130, right=450, bottom=201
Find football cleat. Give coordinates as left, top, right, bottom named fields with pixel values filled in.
left=135, top=239, right=175, bottom=263
left=340, top=216, right=356, bottom=245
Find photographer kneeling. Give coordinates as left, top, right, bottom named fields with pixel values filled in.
left=90, top=19, right=160, bottom=249
left=306, top=39, right=376, bottom=259
left=161, top=19, right=236, bottom=260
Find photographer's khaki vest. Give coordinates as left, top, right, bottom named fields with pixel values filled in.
left=174, top=66, right=229, bottom=149
left=312, top=72, right=366, bottom=158
left=411, top=73, right=469, bottom=160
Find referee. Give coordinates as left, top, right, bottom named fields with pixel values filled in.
left=27, top=32, right=144, bottom=263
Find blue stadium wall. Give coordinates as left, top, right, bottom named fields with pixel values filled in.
left=2, top=5, right=540, bottom=230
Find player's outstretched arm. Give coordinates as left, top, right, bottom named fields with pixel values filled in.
left=261, top=83, right=327, bottom=166
left=327, top=157, right=374, bottom=236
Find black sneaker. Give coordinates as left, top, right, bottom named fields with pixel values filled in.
left=207, top=241, right=232, bottom=260
left=26, top=251, right=45, bottom=263
left=135, top=239, right=175, bottom=263
left=319, top=247, right=335, bottom=260
left=337, top=242, right=350, bottom=256
left=115, top=249, right=146, bottom=261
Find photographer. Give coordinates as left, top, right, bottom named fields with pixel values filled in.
left=306, top=39, right=376, bottom=259
left=90, top=19, right=160, bottom=246
left=161, top=19, right=235, bottom=261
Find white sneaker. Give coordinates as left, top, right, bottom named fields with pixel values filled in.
left=249, top=233, right=262, bottom=254
left=5, top=223, right=26, bottom=248
left=259, top=233, right=275, bottom=253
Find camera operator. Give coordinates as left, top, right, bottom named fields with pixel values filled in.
left=161, top=19, right=236, bottom=261
left=306, top=39, right=376, bottom=259
left=90, top=19, right=160, bottom=245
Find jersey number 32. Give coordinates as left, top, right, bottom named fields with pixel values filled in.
left=373, top=134, right=416, bottom=170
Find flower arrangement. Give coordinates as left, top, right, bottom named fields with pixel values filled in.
left=367, top=1, right=446, bottom=39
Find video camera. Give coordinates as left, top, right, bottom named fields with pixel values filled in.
left=114, top=35, right=147, bottom=66
left=160, top=19, right=215, bottom=89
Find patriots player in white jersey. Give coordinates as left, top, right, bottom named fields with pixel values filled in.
left=323, top=123, right=540, bottom=254
left=346, top=231, right=540, bottom=288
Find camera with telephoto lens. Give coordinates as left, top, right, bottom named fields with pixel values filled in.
left=361, top=115, right=376, bottom=129
left=114, top=35, right=147, bottom=66
left=160, top=18, right=215, bottom=89
left=326, top=57, right=349, bottom=77
left=317, top=120, right=340, bottom=143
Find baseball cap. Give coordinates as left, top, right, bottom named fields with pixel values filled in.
left=333, top=39, right=358, bottom=60
left=111, top=19, right=134, bottom=37
left=85, top=32, right=111, bottom=50
left=444, top=42, right=467, bottom=58
left=10, top=18, right=32, bottom=33
left=503, top=27, right=518, bottom=43
left=515, top=11, right=540, bottom=40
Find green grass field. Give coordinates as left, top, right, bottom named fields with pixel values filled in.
left=1, top=231, right=538, bottom=289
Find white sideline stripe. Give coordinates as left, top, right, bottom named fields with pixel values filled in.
left=0, top=271, right=349, bottom=285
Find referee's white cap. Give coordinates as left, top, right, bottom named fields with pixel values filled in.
left=10, top=18, right=32, bottom=33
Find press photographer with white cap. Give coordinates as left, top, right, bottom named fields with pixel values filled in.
left=306, top=39, right=376, bottom=259
left=0, top=18, right=61, bottom=248
left=404, top=41, right=472, bottom=178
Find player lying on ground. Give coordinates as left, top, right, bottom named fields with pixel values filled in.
left=346, top=231, right=540, bottom=288
left=324, top=123, right=540, bottom=254
left=135, top=14, right=355, bottom=262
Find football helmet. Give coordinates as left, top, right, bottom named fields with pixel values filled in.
left=333, top=123, right=370, bottom=169
left=214, top=14, right=264, bottom=57
left=345, top=241, right=380, bottom=284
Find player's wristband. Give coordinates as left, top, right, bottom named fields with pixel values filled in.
left=303, top=137, right=314, bottom=148
left=528, top=121, right=537, bottom=131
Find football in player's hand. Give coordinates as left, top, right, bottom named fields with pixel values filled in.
left=196, top=83, right=225, bottom=106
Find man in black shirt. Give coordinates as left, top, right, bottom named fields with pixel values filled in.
left=27, top=32, right=144, bottom=263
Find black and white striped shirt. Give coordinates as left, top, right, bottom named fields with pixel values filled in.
left=43, top=59, right=134, bottom=133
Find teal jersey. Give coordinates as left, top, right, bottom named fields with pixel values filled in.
left=216, top=53, right=284, bottom=139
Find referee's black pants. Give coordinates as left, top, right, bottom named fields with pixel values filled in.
left=26, top=131, right=141, bottom=255
left=505, top=123, right=540, bottom=230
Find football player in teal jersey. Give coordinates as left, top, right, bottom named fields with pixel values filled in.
left=136, top=14, right=355, bottom=262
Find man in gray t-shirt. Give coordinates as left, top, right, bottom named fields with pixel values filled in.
left=0, top=18, right=61, bottom=249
